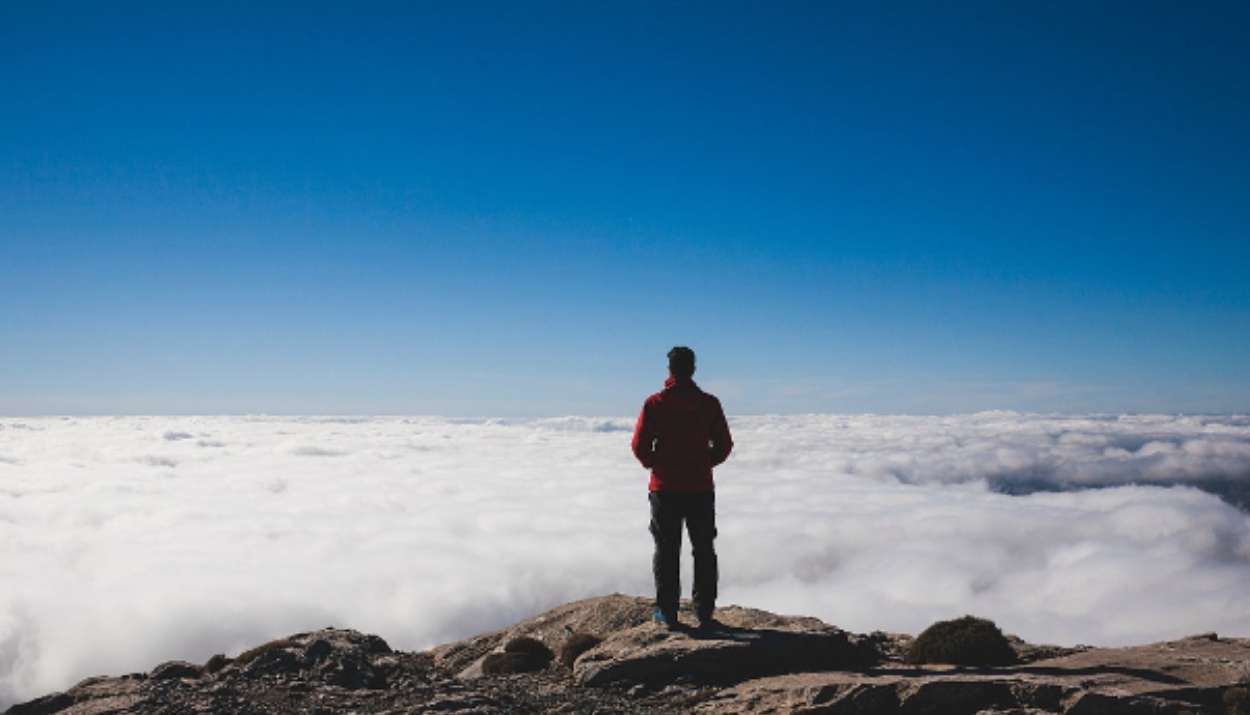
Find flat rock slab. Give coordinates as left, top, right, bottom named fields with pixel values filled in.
left=698, top=634, right=1250, bottom=715
left=1018, top=633, right=1250, bottom=697
left=572, top=608, right=866, bottom=688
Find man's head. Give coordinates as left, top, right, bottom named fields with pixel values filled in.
left=667, top=346, right=696, bottom=378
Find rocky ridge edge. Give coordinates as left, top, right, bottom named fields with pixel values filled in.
left=7, top=594, right=1250, bottom=715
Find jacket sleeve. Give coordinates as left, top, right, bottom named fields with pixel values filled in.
left=709, top=399, right=733, bottom=467
left=631, top=401, right=656, bottom=469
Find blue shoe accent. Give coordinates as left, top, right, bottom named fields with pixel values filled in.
left=653, top=609, right=678, bottom=629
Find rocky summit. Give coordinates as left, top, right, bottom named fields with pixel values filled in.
left=7, top=594, right=1250, bottom=715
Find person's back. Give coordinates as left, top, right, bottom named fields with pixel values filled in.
left=632, top=347, right=733, bottom=629
left=633, top=375, right=732, bottom=493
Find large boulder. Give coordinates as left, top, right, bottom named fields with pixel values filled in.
left=572, top=609, right=870, bottom=687
left=440, top=595, right=875, bottom=688
left=222, top=627, right=396, bottom=690
left=435, top=593, right=655, bottom=676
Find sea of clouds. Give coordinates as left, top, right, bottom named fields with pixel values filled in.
left=2, top=412, right=1250, bottom=708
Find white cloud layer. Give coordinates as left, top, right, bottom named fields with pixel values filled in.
left=2, top=413, right=1249, bottom=708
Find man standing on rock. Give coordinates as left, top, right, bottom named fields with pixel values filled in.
left=632, top=346, right=734, bottom=629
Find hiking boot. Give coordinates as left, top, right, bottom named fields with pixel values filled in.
left=653, top=609, right=678, bottom=630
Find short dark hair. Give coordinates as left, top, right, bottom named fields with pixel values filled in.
left=667, top=346, right=696, bottom=377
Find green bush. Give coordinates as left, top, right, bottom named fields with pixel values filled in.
left=904, top=615, right=1018, bottom=667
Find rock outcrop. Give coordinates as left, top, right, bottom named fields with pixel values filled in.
left=7, top=595, right=1250, bottom=715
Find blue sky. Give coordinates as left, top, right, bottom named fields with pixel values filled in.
left=2, top=1, right=1248, bottom=416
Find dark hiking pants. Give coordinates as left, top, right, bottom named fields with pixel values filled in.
left=649, top=490, right=717, bottom=619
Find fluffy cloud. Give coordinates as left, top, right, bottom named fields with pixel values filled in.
left=1, top=414, right=1249, bottom=708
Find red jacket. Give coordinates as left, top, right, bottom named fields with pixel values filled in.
left=632, top=376, right=733, bottom=492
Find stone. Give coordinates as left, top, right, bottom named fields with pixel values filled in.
left=571, top=600, right=869, bottom=687
left=7, top=596, right=1250, bottom=715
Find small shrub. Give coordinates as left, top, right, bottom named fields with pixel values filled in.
left=558, top=632, right=602, bottom=668
left=904, top=615, right=1018, bottom=667
left=482, top=651, right=536, bottom=674
left=150, top=660, right=203, bottom=680
left=204, top=654, right=232, bottom=674
left=482, top=636, right=554, bottom=674
left=503, top=636, right=553, bottom=660
left=236, top=638, right=300, bottom=665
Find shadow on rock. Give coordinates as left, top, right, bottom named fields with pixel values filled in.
left=574, top=618, right=874, bottom=688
